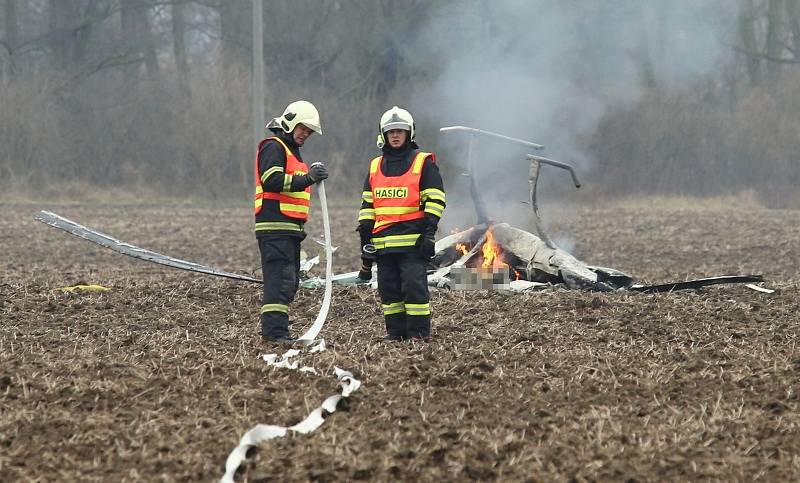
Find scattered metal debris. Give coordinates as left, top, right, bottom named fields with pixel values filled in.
left=745, top=283, right=775, bottom=294
left=433, top=126, right=764, bottom=292
left=36, top=210, right=263, bottom=283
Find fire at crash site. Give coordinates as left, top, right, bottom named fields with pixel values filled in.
left=2, top=1, right=799, bottom=482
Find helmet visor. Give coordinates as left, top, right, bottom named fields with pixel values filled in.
left=381, top=121, right=412, bottom=133
left=301, top=121, right=322, bottom=135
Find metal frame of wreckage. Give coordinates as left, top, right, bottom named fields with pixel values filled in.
left=433, top=126, right=763, bottom=293
left=35, top=125, right=764, bottom=293
left=439, top=125, right=580, bottom=248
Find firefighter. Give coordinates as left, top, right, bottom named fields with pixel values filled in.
left=254, top=100, right=328, bottom=343
left=356, top=106, right=446, bottom=341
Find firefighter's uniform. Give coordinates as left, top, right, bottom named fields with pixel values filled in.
left=358, top=107, right=446, bottom=339
left=254, top=100, right=324, bottom=341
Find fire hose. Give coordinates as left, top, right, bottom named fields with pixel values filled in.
left=297, top=171, right=333, bottom=342
left=220, top=177, right=361, bottom=483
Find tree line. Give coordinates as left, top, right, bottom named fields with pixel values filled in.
left=1, top=1, right=798, bottom=207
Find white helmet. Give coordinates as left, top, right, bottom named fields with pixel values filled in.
left=267, top=100, right=322, bottom=135
left=378, top=106, right=414, bottom=147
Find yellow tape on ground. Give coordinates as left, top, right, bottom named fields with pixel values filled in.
left=58, top=284, right=110, bottom=293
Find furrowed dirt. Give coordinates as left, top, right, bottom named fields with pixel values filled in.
left=2, top=203, right=799, bottom=482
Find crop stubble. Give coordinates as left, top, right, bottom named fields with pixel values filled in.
left=1, top=204, right=799, bottom=481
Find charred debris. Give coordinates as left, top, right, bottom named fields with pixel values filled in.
left=427, top=126, right=762, bottom=293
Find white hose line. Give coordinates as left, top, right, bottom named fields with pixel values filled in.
left=220, top=180, right=360, bottom=482
left=220, top=367, right=361, bottom=483
left=298, top=180, right=333, bottom=343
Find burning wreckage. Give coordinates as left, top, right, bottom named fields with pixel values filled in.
left=35, top=125, right=763, bottom=294
left=343, top=126, right=762, bottom=293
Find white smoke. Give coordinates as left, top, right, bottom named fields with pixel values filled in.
left=410, top=0, right=738, bottom=232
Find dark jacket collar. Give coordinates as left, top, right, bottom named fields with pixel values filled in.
left=269, top=128, right=301, bottom=153
left=382, top=140, right=419, bottom=162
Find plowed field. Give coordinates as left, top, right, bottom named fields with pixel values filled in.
left=2, top=202, right=799, bottom=482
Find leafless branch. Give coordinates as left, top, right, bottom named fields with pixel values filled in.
left=732, top=45, right=800, bottom=64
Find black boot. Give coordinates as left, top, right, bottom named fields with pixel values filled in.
left=261, top=334, right=296, bottom=344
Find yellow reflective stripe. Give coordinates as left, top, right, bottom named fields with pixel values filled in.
left=271, top=137, right=291, bottom=153
left=358, top=208, right=375, bottom=221
left=411, top=152, right=428, bottom=174
left=374, top=220, right=392, bottom=229
left=254, top=186, right=264, bottom=209
left=281, top=190, right=311, bottom=200
left=261, top=166, right=284, bottom=183
left=371, top=233, right=420, bottom=249
left=374, top=206, right=420, bottom=216
left=261, top=303, right=288, bottom=314
left=382, top=301, right=405, bottom=315
left=279, top=203, right=309, bottom=214
left=283, top=174, right=292, bottom=191
left=255, top=222, right=303, bottom=232
left=370, top=157, right=382, bottom=174
left=420, top=188, right=445, bottom=203
left=362, top=191, right=374, bottom=203
left=405, top=303, right=431, bottom=315
left=425, top=200, right=445, bottom=210
left=424, top=202, right=444, bottom=217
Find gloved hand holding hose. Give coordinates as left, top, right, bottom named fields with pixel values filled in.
left=307, top=162, right=328, bottom=184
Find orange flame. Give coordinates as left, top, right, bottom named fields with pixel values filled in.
left=455, top=243, right=468, bottom=255
left=480, top=229, right=508, bottom=269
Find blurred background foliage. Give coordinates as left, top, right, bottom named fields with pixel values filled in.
left=1, top=0, right=798, bottom=208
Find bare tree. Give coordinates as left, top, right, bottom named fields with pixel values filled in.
left=1, top=0, right=19, bottom=81
left=48, top=0, right=76, bottom=71
left=171, top=1, right=190, bottom=97
left=766, top=0, right=785, bottom=80
left=787, top=0, right=800, bottom=56
left=739, top=0, right=762, bottom=85
left=120, top=0, right=159, bottom=80
left=218, top=0, right=251, bottom=68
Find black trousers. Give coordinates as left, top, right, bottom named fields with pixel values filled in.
left=258, top=236, right=301, bottom=338
left=377, top=251, right=431, bottom=338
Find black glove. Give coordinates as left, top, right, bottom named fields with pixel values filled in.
left=357, top=242, right=376, bottom=281
left=357, top=262, right=373, bottom=282
left=415, top=232, right=436, bottom=260
left=307, top=162, right=328, bottom=183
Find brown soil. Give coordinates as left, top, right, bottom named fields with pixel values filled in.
left=2, top=202, right=799, bottom=482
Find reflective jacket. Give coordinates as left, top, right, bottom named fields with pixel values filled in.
left=254, top=136, right=311, bottom=236
left=363, top=151, right=446, bottom=251
left=369, top=151, right=431, bottom=234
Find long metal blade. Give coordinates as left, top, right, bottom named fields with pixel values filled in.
left=34, top=210, right=263, bottom=284
left=630, top=275, right=764, bottom=293
left=440, top=125, right=545, bottom=150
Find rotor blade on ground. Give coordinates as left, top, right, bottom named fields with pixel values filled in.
left=34, top=210, right=263, bottom=284
left=630, top=275, right=763, bottom=293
